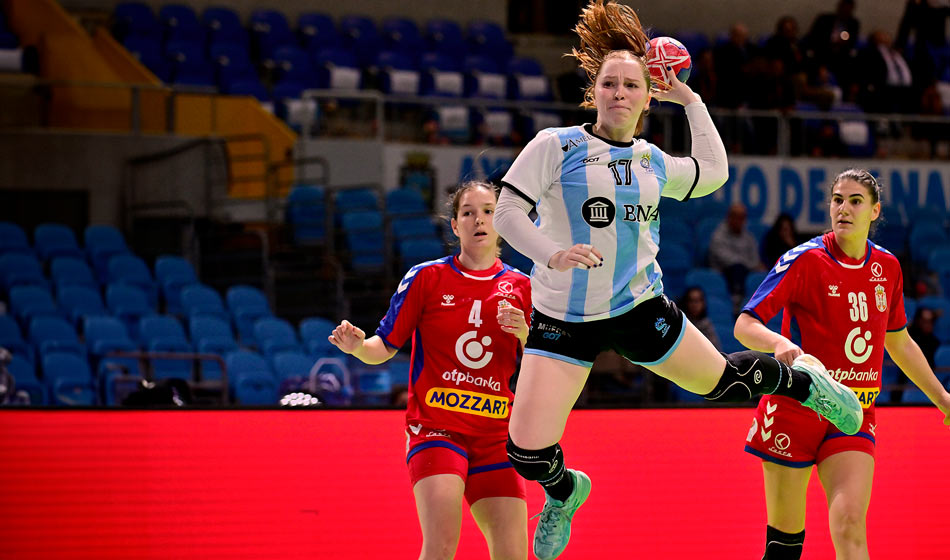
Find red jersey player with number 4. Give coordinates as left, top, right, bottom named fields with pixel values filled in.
left=736, top=169, right=950, bottom=559
left=329, top=182, right=532, bottom=560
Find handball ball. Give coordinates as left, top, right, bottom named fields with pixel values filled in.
left=646, top=37, right=691, bottom=90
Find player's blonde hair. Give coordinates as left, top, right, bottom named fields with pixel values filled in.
left=569, top=0, right=652, bottom=134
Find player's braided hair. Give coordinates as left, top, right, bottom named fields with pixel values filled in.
left=569, top=1, right=652, bottom=132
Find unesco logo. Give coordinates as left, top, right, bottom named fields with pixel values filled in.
left=582, top=197, right=615, bottom=228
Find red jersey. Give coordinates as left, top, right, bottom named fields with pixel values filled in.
left=377, top=255, right=531, bottom=437
left=743, top=232, right=906, bottom=410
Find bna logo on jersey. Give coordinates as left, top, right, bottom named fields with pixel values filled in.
left=582, top=197, right=616, bottom=228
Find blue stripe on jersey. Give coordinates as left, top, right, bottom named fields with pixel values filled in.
left=825, top=431, right=876, bottom=444
left=503, top=263, right=531, bottom=279
left=406, top=440, right=468, bottom=463
left=410, top=329, right=425, bottom=386
left=609, top=144, right=638, bottom=315
left=743, top=237, right=823, bottom=313
left=558, top=129, right=591, bottom=317
left=869, top=240, right=893, bottom=256
left=377, top=256, right=450, bottom=341
left=649, top=145, right=668, bottom=192
left=647, top=147, right=665, bottom=291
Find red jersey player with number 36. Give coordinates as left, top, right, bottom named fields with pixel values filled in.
left=736, top=169, right=950, bottom=559
left=329, top=182, right=532, bottom=560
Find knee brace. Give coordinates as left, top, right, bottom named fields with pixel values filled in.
left=705, top=351, right=792, bottom=402
left=506, top=437, right=564, bottom=484
left=763, top=526, right=804, bottom=559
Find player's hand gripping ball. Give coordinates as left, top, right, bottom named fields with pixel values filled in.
left=646, top=36, right=691, bottom=91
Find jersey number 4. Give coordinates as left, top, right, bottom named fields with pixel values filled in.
left=468, top=300, right=483, bottom=328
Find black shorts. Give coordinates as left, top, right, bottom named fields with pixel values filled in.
left=524, top=295, right=686, bottom=368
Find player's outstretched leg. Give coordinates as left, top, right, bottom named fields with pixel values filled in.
left=792, top=354, right=863, bottom=435
left=532, top=469, right=591, bottom=560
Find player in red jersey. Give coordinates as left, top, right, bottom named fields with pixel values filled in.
left=736, top=168, right=950, bottom=559
left=329, top=182, right=532, bottom=560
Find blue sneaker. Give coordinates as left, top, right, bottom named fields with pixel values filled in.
left=532, top=469, right=591, bottom=560
left=795, top=354, right=863, bottom=435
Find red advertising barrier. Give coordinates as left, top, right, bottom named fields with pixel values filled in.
left=0, top=407, right=946, bottom=559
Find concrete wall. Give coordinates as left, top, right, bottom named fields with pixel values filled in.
left=0, top=130, right=225, bottom=226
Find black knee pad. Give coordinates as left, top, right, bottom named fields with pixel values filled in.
left=705, top=351, right=788, bottom=402
left=763, top=526, right=804, bottom=559
left=506, top=437, right=563, bottom=483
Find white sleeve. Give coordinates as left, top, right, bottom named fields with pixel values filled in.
left=500, top=130, right=561, bottom=203
left=661, top=102, right=729, bottom=201
left=494, top=188, right=563, bottom=267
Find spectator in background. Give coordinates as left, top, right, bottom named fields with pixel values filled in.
left=761, top=213, right=799, bottom=267
left=713, top=22, right=755, bottom=109
left=679, top=286, right=722, bottom=350
left=857, top=30, right=915, bottom=113
left=908, top=307, right=940, bottom=368
left=709, top=202, right=764, bottom=300
left=802, top=0, right=861, bottom=91
left=895, top=0, right=949, bottom=99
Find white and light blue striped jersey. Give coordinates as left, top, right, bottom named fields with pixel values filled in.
left=502, top=123, right=702, bottom=322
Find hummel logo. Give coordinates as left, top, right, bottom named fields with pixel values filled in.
left=766, top=402, right=777, bottom=414
left=442, top=294, right=455, bottom=306
left=828, top=284, right=840, bottom=297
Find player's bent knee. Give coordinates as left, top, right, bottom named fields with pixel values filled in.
left=506, top=437, right=562, bottom=482
left=763, top=526, right=804, bottom=559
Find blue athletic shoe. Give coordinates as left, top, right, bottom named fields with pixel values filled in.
left=532, top=469, right=591, bottom=560
left=795, top=354, right=863, bottom=435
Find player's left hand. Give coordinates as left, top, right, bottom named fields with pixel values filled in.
left=651, top=66, right=701, bottom=106
left=497, top=303, right=529, bottom=344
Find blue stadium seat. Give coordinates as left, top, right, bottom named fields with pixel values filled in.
left=908, top=222, right=948, bottom=264
left=272, top=45, right=317, bottom=88
left=166, top=39, right=215, bottom=86
left=467, top=20, right=512, bottom=66
left=84, top=225, right=129, bottom=283
left=313, top=47, right=362, bottom=90
left=462, top=55, right=505, bottom=99
left=354, top=365, right=392, bottom=405
left=225, top=350, right=278, bottom=405
left=33, top=224, right=82, bottom=261
left=693, top=216, right=720, bottom=265
left=49, top=257, right=97, bottom=291
left=298, top=12, right=339, bottom=52
left=224, top=79, right=270, bottom=102
left=335, top=187, right=379, bottom=214
left=926, top=247, right=950, bottom=274
left=392, top=216, right=437, bottom=241
left=341, top=210, right=384, bottom=233
left=6, top=354, right=44, bottom=405
left=285, top=185, right=327, bottom=245
left=28, top=316, right=85, bottom=358
left=346, top=230, right=386, bottom=272
left=339, top=14, right=382, bottom=68
left=298, top=316, right=341, bottom=357
left=271, top=350, right=314, bottom=393
left=684, top=268, right=730, bottom=302
left=227, top=285, right=273, bottom=344
left=180, top=284, right=229, bottom=322
left=83, top=316, right=138, bottom=359
left=210, top=42, right=257, bottom=89
left=56, top=285, right=106, bottom=328
left=188, top=315, right=237, bottom=380
left=374, top=50, right=420, bottom=95
left=936, top=315, right=950, bottom=345
left=139, top=315, right=189, bottom=345
left=419, top=51, right=463, bottom=97
left=0, top=314, right=32, bottom=365
left=123, top=34, right=171, bottom=81
left=425, top=19, right=466, bottom=59
left=154, top=255, right=198, bottom=314
left=159, top=4, right=204, bottom=43
left=705, top=295, right=734, bottom=324
left=386, top=189, right=427, bottom=217
left=113, top=1, right=160, bottom=40
left=0, top=253, right=47, bottom=292
left=252, top=317, right=301, bottom=356
left=506, top=56, right=550, bottom=101
left=656, top=243, right=691, bottom=300
left=917, top=296, right=950, bottom=318
left=249, top=9, right=295, bottom=59
left=381, top=18, right=424, bottom=56
left=108, top=254, right=158, bottom=307
left=934, top=345, right=950, bottom=374
left=660, top=220, right=694, bottom=251
left=106, top=284, right=155, bottom=340
left=0, top=221, right=33, bottom=256
left=202, top=6, right=245, bottom=45
left=9, top=286, right=59, bottom=326
left=398, top=238, right=444, bottom=272
left=42, top=352, right=96, bottom=406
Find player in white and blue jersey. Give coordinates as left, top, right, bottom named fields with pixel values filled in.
left=493, top=2, right=864, bottom=559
